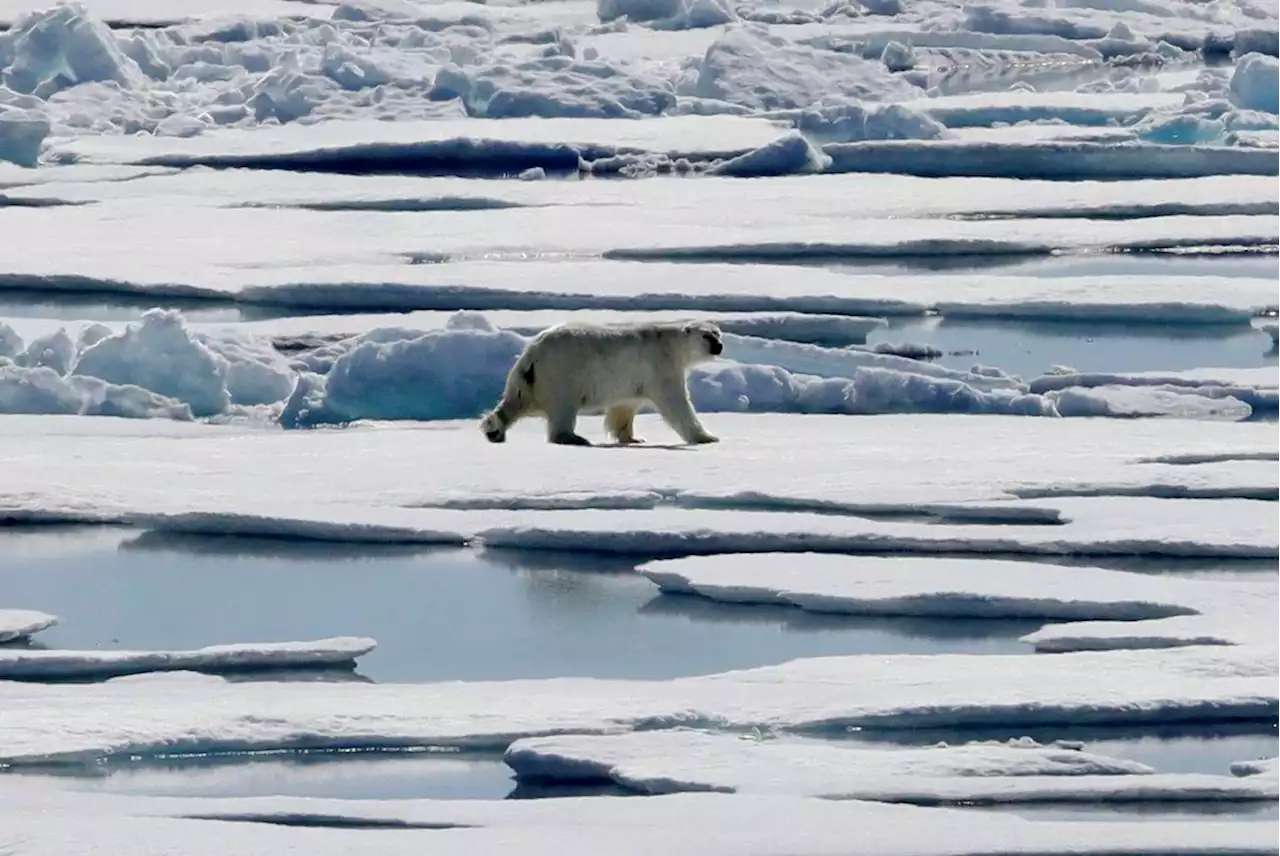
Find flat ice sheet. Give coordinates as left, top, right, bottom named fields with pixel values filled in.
left=0, top=644, right=1273, bottom=764
left=475, top=498, right=1277, bottom=559
left=230, top=267, right=1280, bottom=323
left=0, top=637, right=376, bottom=680
left=636, top=554, right=1270, bottom=621
left=13, top=170, right=1273, bottom=221
left=0, top=185, right=1274, bottom=292
left=0, top=415, right=1274, bottom=557
left=0, top=0, right=327, bottom=24
left=505, top=730, right=1278, bottom=804
left=2, top=310, right=890, bottom=353
left=1, top=787, right=1274, bottom=856
left=0, top=609, right=58, bottom=644
left=54, top=116, right=793, bottom=164
left=638, top=554, right=1279, bottom=653
left=3, top=168, right=1275, bottom=322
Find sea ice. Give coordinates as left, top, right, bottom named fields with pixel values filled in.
left=1029, top=367, right=1279, bottom=415
left=0, top=644, right=1273, bottom=765
left=54, top=114, right=792, bottom=170
left=637, top=552, right=1279, bottom=654
left=0, top=636, right=377, bottom=680
left=1046, top=385, right=1256, bottom=421
left=477, top=497, right=1277, bottom=559
left=823, top=140, right=1279, bottom=180
left=0, top=363, right=194, bottom=420
left=504, top=730, right=1279, bottom=804
left=0, top=608, right=57, bottom=643
left=0, top=413, right=1274, bottom=551
left=0, top=787, right=1275, bottom=856
left=636, top=554, right=1266, bottom=622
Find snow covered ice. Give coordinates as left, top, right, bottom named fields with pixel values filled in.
left=504, top=729, right=1280, bottom=804
left=0, top=788, right=1276, bottom=856
left=0, top=0, right=1277, bottom=850
left=0, top=644, right=1273, bottom=765
left=0, top=609, right=58, bottom=643
left=0, top=636, right=377, bottom=680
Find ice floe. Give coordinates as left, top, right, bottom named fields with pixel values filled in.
left=637, top=553, right=1279, bottom=653
left=1029, top=366, right=1279, bottom=415
left=2, top=305, right=1276, bottom=424
left=0, top=608, right=57, bottom=643
left=0, top=413, right=1274, bottom=557
left=0, top=636, right=376, bottom=680
left=53, top=115, right=794, bottom=172
left=504, top=730, right=1279, bottom=804
left=636, top=554, right=1263, bottom=621
left=0, top=643, right=1273, bottom=765
left=476, top=497, right=1278, bottom=559
left=0, top=787, right=1275, bottom=856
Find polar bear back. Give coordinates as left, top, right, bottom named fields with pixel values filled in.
left=522, top=322, right=698, bottom=409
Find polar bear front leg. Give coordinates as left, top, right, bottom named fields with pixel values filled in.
left=604, top=403, right=645, bottom=445
left=650, top=377, right=718, bottom=445
left=544, top=397, right=592, bottom=446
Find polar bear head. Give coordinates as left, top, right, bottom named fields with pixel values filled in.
left=677, top=320, right=724, bottom=365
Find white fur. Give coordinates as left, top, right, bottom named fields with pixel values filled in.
left=480, top=320, right=724, bottom=446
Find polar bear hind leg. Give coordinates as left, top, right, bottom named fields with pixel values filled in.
left=604, top=403, right=644, bottom=445
left=649, top=377, right=718, bottom=445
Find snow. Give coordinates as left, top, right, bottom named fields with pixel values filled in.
left=54, top=115, right=793, bottom=170
left=824, top=140, right=1279, bottom=180
left=0, top=636, right=376, bottom=680
left=505, top=730, right=1279, bottom=804
left=1029, top=367, right=1279, bottom=415
left=0, top=608, right=57, bottom=643
left=0, top=643, right=1273, bottom=765
left=0, top=363, right=193, bottom=419
left=0, top=0, right=327, bottom=26
left=7, top=312, right=1058, bottom=421
left=476, top=498, right=1277, bottom=559
left=636, top=554, right=1255, bottom=621
left=1, top=788, right=1276, bottom=856
left=1043, top=385, right=1256, bottom=421
left=0, top=414, right=1274, bottom=558
left=0, top=0, right=1278, bottom=841
left=638, top=553, right=1279, bottom=654
left=9, top=304, right=1275, bottom=424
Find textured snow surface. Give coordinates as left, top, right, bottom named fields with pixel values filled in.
left=0, top=645, right=1273, bottom=765
left=1, top=787, right=1276, bottom=856
left=0, top=609, right=58, bottom=643
left=505, top=730, right=1279, bottom=804
left=639, top=553, right=1279, bottom=653
left=637, top=554, right=1267, bottom=621
left=0, top=414, right=1274, bottom=557
left=0, top=0, right=1277, bottom=844
left=0, top=636, right=376, bottom=680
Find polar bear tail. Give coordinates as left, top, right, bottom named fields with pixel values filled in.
left=480, top=352, right=538, bottom=443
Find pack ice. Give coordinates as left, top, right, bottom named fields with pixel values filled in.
left=0, top=644, right=1273, bottom=765
left=0, top=413, right=1274, bottom=558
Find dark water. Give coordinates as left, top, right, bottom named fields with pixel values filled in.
left=866, top=317, right=1276, bottom=380
left=0, top=526, right=1040, bottom=685
left=4, top=525, right=1275, bottom=818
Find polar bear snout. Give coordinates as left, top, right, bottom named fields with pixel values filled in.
left=480, top=411, right=508, bottom=443
left=690, top=324, right=724, bottom=358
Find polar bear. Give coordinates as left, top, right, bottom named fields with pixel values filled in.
left=480, top=320, right=724, bottom=446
